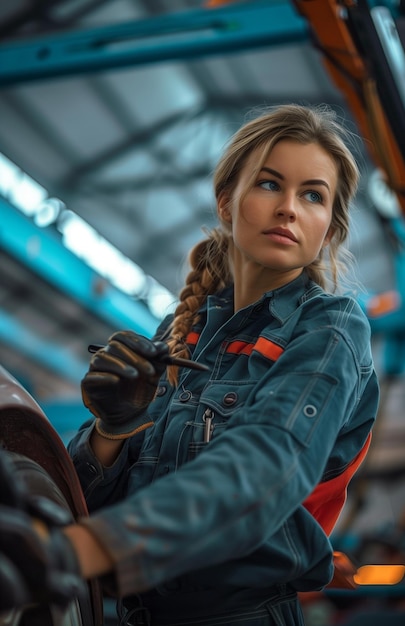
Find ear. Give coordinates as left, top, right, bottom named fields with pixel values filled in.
left=217, top=191, right=232, bottom=224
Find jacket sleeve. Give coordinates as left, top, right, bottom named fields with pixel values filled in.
left=67, top=422, right=143, bottom=511
left=68, top=314, right=174, bottom=510
left=77, top=303, right=379, bottom=597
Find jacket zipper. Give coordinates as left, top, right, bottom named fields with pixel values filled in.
left=203, top=408, right=214, bottom=443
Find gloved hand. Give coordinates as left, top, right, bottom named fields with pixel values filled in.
left=0, top=451, right=85, bottom=612
left=81, top=330, right=170, bottom=439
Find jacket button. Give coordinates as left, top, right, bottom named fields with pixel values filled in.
left=223, top=391, right=238, bottom=406
left=156, top=385, right=167, bottom=397
left=303, top=404, right=317, bottom=417
left=179, top=390, right=192, bottom=402
left=86, top=462, right=97, bottom=475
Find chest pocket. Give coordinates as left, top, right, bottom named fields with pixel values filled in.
left=184, top=381, right=254, bottom=462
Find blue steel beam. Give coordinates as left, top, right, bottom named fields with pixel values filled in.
left=0, top=1, right=308, bottom=86
left=0, top=308, right=89, bottom=383
left=0, top=198, right=160, bottom=339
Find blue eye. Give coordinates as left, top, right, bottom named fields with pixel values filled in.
left=304, top=190, right=322, bottom=203
left=258, top=180, right=279, bottom=191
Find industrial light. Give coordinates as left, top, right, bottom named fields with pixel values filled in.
left=0, top=151, right=176, bottom=318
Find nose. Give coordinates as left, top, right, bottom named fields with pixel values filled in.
left=275, top=193, right=297, bottom=221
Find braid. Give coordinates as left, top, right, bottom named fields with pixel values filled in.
left=166, top=229, right=231, bottom=386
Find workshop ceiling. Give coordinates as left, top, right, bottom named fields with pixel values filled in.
left=0, top=0, right=397, bottom=403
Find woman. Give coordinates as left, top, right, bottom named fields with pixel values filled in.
left=19, top=104, right=380, bottom=625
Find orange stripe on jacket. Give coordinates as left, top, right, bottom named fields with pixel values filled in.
left=303, top=432, right=372, bottom=536
left=226, top=341, right=255, bottom=355
left=254, top=336, right=284, bottom=361
left=186, top=332, right=200, bottom=346
left=226, top=337, right=284, bottom=360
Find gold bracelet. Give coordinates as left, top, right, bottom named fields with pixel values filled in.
left=94, top=418, right=154, bottom=440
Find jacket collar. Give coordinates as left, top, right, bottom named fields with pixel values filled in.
left=266, top=272, right=324, bottom=324
left=204, top=272, right=324, bottom=325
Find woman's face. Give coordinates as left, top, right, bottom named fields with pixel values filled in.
left=218, top=140, right=338, bottom=286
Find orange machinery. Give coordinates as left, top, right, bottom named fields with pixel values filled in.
left=293, top=0, right=405, bottom=215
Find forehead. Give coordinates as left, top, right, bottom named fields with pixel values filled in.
left=247, top=140, right=338, bottom=184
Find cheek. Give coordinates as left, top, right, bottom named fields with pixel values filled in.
left=238, top=198, right=262, bottom=226
left=302, top=218, right=330, bottom=251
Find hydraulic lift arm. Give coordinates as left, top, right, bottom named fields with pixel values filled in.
left=293, top=0, right=405, bottom=216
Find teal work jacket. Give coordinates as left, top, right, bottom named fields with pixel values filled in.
left=68, top=273, right=379, bottom=604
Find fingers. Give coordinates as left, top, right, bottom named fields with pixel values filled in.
left=89, top=331, right=167, bottom=379
left=0, top=553, right=31, bottom=610
left=81, top=372, right=121, bottom=409
left=0, top=507, right=45, bottom=565
left=89, top=347, right=155, bottom=379
left=109, top=331, right=170, bottom=362
left=153, top=340, right=171, bottom=358
left=28, top=496, right=72, bottom=528
left=81, top=331, right=167, bottom=428
left=111, top=331, right=161, bottom=359
left=0, top=505, right=84, bottom=609
left=0, top=453, right=26, bottom=508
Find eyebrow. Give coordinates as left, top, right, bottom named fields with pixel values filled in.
left=260, top=167, right=331, bottom=193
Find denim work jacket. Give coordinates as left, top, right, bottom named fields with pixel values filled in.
left=68, top=273, right=379, bottom=601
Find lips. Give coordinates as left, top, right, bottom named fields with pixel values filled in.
left=264, top=227, right=298, bottom=243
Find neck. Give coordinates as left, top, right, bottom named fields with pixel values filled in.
left=233, top=263, right=303, bottom=312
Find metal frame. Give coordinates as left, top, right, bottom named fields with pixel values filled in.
left=0, top=199, right=159, bottom=378
left=0, top=1, right=308, bottom=86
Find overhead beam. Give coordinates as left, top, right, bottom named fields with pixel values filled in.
left=0, top=1, right=308, bottom=86
left=0, top=308, right=89, bottom=384
left=0, top=198, right=160, bottom=339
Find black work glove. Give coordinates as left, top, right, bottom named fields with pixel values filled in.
left=81, top=330, right=170, bottom=439
left=0, top=451, right=85, bottom=612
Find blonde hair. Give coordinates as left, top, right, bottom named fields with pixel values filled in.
left=166, top=104, right=360, bottom=385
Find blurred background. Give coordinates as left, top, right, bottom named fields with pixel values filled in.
left=0, top=1, right=404, bottom=624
